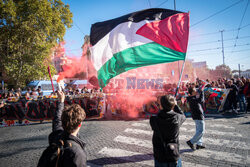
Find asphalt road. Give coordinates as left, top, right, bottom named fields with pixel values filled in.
left=0, top=113, right=250, bottom=167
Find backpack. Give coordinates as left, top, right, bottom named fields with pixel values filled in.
left=37, top=139, right=72, bottom=167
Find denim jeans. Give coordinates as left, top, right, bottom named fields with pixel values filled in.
left=154, top=158, right=182, bottom=167
left=237, top=94, right=246, bottom=112
left=190, top=120, right=205, bottom=146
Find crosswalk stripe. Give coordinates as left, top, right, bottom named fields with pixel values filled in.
left=113, top=135, right=250, bottom=165
left=179, top=135, right=250, bottom=150
left=131, top=122, right=241, bottom=137
left=98, top=147, right=152, bottom=166
left=182, top=161, right=210, bottom=167
left=124, top=128, right=153, bottom=135
left=183, top=121, right=235, bottom=129
left=124, top=127, right=250, bottom=150
left=131, top=122, right=149, bottom=127
left=134, top=121, right=236, bottom=130
left=180, top=127, right=242, bottom=137
left=114, top=135, right=152, bottom=148
left=99, top=147, right=141, bottom=156
left=181, top=145, right=250, bottom=165
left=98, top=147, right=210, bottom=167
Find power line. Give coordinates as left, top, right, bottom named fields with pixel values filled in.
left=189, top=48, right=250, bottom=57
left=190, top=0, right=244, bottom=28
left=155, top=0, right=169, bottom=8
left=232, top=48, right=250, bottom=53
left=190, top=23, right=250, bottom=37
left=189, top=43, right=250, bottom=53
left=233, top=0, right=249, bottom=48
left=240, top=22, right=250, bottom=29
left=226, top=54, right=250, bottom=63
left=74, top=21, right=85, bottom=35
left=191, top=28, right=236, bottom=37
left=147, top=0, right=152, bottom=8
left=188, top=51, right=219, bottom=56
left=189, top=39, right=220, bottom=46
left=189, top=35, right=250, bottom=46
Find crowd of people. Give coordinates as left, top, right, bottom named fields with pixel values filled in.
left=1, top=77, right=249, bottom=167
left=1, top=77, right=249, bottom=115
left=0, top=86, right=102, bottom=100
left=192, top=77, right=249, bottom=113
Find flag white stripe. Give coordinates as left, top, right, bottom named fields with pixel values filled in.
left=90, top=20, right=153, bottom=71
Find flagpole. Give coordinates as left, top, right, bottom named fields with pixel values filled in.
left=175, top=58, right=186, bottom=97
left=47, top=65, right=55, bottom=93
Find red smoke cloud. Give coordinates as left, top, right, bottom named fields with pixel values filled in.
left=54, top=42, right=97, bottom=83
left=53, top=42, right=200, bottom=119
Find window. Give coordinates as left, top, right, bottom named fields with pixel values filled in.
left=41, top=84, right=58, bottom=90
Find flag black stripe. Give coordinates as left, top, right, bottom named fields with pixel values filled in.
left=90, top=8, right=182, bottom=46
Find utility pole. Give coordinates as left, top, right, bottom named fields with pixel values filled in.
left=174, top=0, right=176, bottom=10
left=220, top=30, right=225, bottom=65
left=238, top=64, right=241, bottom=77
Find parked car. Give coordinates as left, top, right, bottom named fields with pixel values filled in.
left=22, top=80, right=62, bottom=96
left=67, top=80, right=94, bottom=90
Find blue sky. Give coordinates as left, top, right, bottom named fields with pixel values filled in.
left=63, top=0, right=250, bottom=71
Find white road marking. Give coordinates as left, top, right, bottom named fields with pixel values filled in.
left=97, top=119, right=249, bottom=166
left=182, top=161, right=210, bottom=167
left=131, top=122, right=149, bottom=127
left=179, top=135, right=250, bottom=151
left=98, top=147, right=211, bottom=167
left=124, top=128, right=153, bottom=135
left=181, top=145, right=250, bottom=165
left=99, top=147, right=141, bottom=157
left=180, top=127, right=242, bottom=137
left=127, top=126, right=242, bottom=141
left=114, top=135, right=152, bottom=148
left=98, top=147, right=152, bottom=166
left=133, top=121, right=236, bottom=130
left=183, top=121, right=235, bottom=129
left=113, top=135, right=250, bottom=165
left=119, top=128, right=250, bottom=151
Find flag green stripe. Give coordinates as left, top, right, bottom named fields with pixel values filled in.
left=97, top=42, right=186, bottom=88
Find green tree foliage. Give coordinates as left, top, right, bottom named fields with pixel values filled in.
left=211, top=64, right=232, bottom=80
left=0, top=0, right=73, bottom=87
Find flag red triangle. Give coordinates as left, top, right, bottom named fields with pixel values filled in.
left=136, top=13, right=189, bottom=53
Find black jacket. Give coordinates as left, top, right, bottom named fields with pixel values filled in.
left=150, top=105, right=186, bottom=162
left=49, top=102, right=87, bottom=167
left=227, top=84, right=238, bottom=98
left=187, top=91, right=204, bottom=120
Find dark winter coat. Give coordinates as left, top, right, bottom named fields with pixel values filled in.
left=186, top=90, right=205, bottom=120
left=49, top=102, right=87, bottom=167
left=150, top=105, right=186, bottom=162
left=227, top=84, right=238, bottom=98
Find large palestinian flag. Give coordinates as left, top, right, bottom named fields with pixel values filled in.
left=90, top=8, right=189, bottom=88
